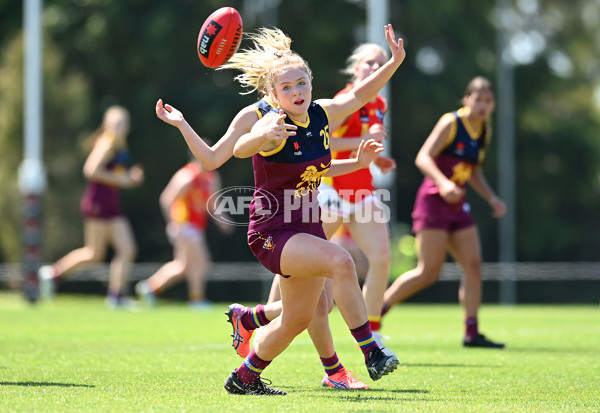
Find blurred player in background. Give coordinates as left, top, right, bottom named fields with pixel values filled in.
left=381, top=76, right=507, bottom=348
left=157, top=24, right=405, bottom=395
left=135, top=157, right=232, bottom=309
left=38, top=105, right=144, bottom=309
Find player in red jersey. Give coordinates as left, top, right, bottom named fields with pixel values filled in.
left=156, top=25, right=405, bottom=395
left=319, top=43, right=397, bottom=356
left=38, top=106, right=144, bottom=308
left=135, top=158, right=232, bottom=309
left=381, top=77, right=507, bottom=348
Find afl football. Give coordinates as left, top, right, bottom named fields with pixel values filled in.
left=197, top=7, right=243, bottom=68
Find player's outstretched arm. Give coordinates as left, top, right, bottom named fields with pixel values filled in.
left=319, top=24, right=406, bottom=123
left=326, top=139, right=383, bottom=177
left=156, top=99, right=258, bottom=170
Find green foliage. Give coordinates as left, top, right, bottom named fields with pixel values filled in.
left=0, top=36, right=24, bottom=262
left=1, top=0, right=600, bottom=263
left=390, top=223, right=417, bottom=280
left=0, top=32, right=92, bottom=262
left=1, top=292, right=599, bottom=412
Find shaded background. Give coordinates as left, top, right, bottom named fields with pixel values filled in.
left=1, top=0, right=599, bottom=275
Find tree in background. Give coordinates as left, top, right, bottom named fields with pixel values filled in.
left=1, top=0, right=599, bottom=264
left=0, top=33, right=91, bottom=262
left=379, top=0, right=600, bottom=261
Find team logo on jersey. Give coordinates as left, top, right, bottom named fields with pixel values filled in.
left=294, top=162, right=330, bottom=198
left=262, top=235, right=275, bottom=251
left=451, top=162, right=472, bottom=185
left=359, top=107, right=369, bottom=122
left=293, top=141, right=302, bottom=156
left=455, top=142, right=465, bottom=156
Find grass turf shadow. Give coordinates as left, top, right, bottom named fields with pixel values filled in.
left=0, top=381, right=95, bottom=388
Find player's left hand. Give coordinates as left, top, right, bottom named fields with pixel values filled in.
left=489, top=196, right=506, bottom=218
left=253, top=109, right=297, bottom=145
left=126, top=164, right=145, bottom=187
left=374, top=155, right=396, bottom=174
left=356, top=139, right=384, bottom=169
left=156, top=99, right=185, bottom=128
left=384, top=24, right=406, bottom=66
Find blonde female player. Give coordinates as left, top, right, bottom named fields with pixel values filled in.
left=381, top=76, right=506, bottom=348
left=156, top=57, right=371, bottom=392
left=156, top=24, right=405, bottom=395
left=157, top=112, right=370, bottom=388
left=38, top=106, right=144, bottom=308
left=259, top=43, right=398, bottom=358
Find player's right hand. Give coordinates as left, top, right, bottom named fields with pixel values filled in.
left=128, top=164, right=145, bottom=187
left=156, top=99, right=185, bottom=127
left=439, top=180, right=464, bottom=204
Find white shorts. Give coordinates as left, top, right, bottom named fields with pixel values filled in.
left=318, top=182, right=381, bottom=220
left=167, top=223, right=205, bottom=244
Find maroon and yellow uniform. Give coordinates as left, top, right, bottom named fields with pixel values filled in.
left=80, top=135, right=130, bottom=219
left=412, top=107, right=490, bottom=233
left=247, top=99, right=332, bottom=276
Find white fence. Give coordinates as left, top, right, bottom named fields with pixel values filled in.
left=1, top=262, right=600, bottom=283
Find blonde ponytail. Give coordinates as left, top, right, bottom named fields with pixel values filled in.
left=218, top=27, right=312, bottom=95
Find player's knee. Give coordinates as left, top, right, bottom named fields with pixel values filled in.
left=326, top=295, right=335, bottom=313
left=174, top=262, right=191, bottom=276
left=463, top=259, right=482, bottom=280
left=118, top=244, right=137, bottom=262
left=419, top=268, right=441, bottom=286
left=285, top=312, right=313, bottom=334
left=367, top=246, right=391, bottom=270
left=87, top=248, right=105, bottom=263
left=315, top=293, right=329, bottom=316
left=328, top=248, right=355, bottom=278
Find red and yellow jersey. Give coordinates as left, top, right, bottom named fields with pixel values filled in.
left=326, top=83, right=387, bottom=203
left=170, top=162, right=217, bottom=230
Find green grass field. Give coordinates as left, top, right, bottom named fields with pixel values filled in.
left=1, top=291, right=598, bottom=412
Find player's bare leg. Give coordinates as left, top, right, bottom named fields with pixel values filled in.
left=106, top=217, right=137, bottom=308
left=450, top=227, right=504, bottom=348
left=346, top=204, right=394, bottom=356
left=383, top=230, right=448, bottom=308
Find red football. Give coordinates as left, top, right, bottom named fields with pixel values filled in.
left=197, top=7, right=243, bottom=68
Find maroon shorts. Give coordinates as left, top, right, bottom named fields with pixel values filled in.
left=248, top=221, right=326, bottom=276
left=80, top=183, right=123, bottom=219
left=412, top=194, right=474, bottom=234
